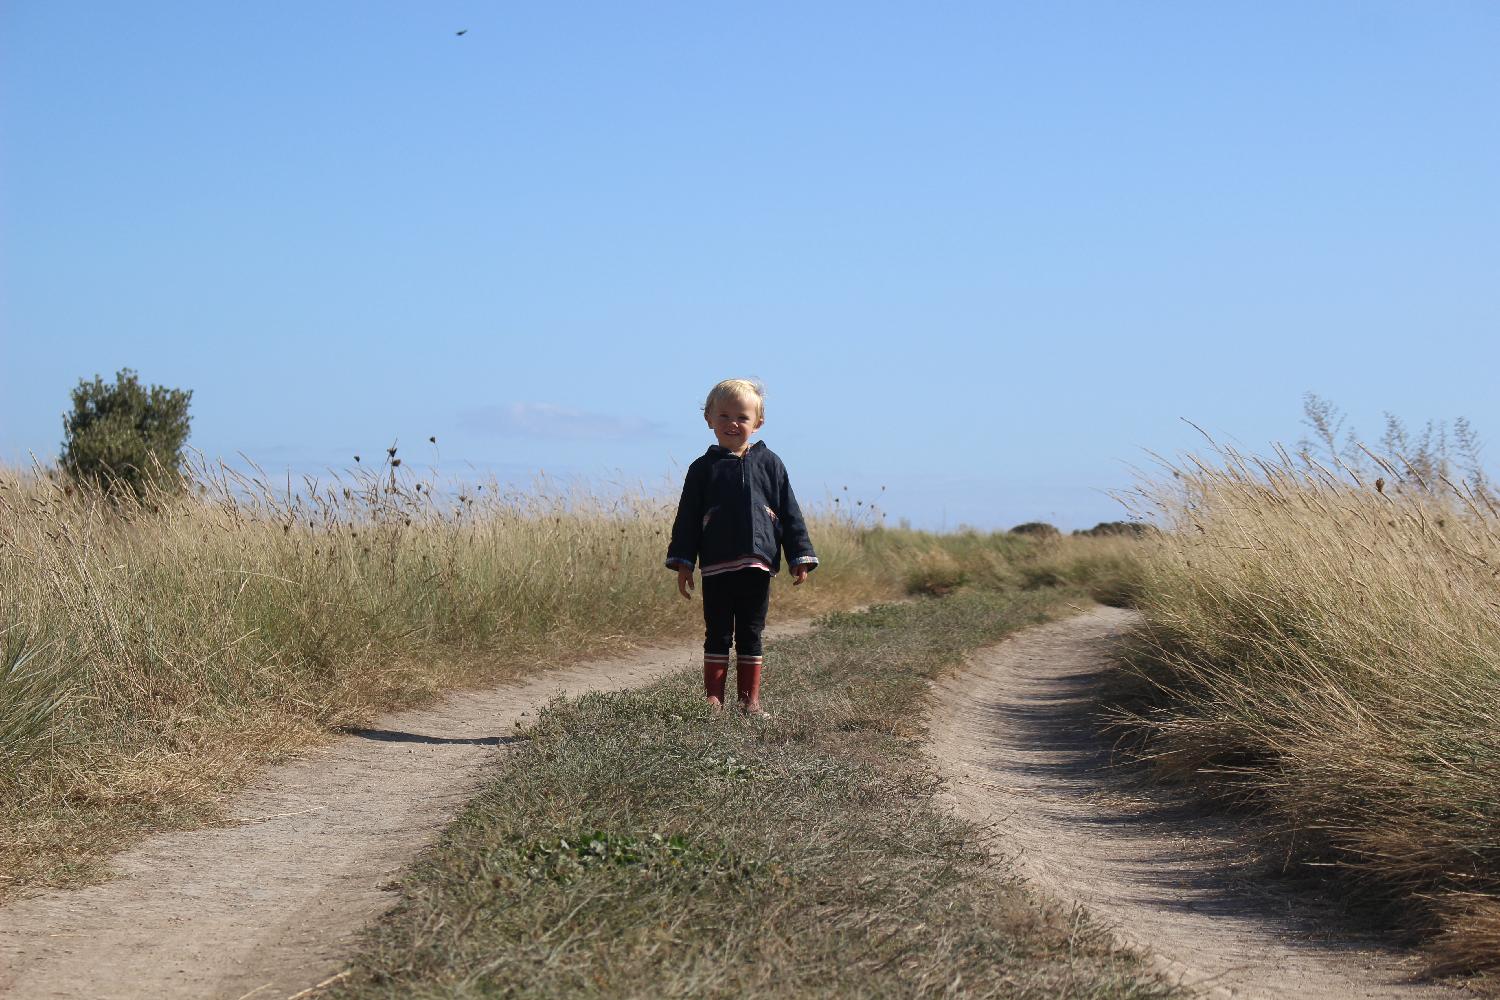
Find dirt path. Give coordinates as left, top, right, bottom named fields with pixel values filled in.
left=0, top=621, right=812, bottom=1000
left=930, top=606, right=1464, bottom=1000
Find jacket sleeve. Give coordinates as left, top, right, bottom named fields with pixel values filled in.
left=776, top=462, right=818, bottom=571
left=665, top=464, right=703, bottom=571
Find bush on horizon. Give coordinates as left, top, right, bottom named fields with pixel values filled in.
left=60, top=368, right=193, bottom=498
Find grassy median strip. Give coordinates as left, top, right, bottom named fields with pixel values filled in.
left=333, top=589, right=1177, bottom=1000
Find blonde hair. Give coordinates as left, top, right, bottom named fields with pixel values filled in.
left=703, top=378, right=765, bottom=422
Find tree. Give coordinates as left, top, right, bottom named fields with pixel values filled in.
left=60, top=369, right=193, bottom=496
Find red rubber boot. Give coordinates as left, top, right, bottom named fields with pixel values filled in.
left=703, top=654, right=729, bottom=706
left=735, top=655, right=764, bottom=714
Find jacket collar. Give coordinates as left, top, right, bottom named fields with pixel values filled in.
left=706, top=440, right=766, bottom=459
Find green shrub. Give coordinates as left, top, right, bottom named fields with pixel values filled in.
left=60, top=369, right=192, bottom=497
left=1073, top=520, right=1153, bottom=538
left=1009, top=521, right=1060, bottom=538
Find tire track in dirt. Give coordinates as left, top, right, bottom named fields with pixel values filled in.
left=930, top=606, right=1464, bottom=1000
left=0, top=620, right=814, bottom=1000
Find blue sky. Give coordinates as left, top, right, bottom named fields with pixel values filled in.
left=4, top=2, right=1497, bottom=529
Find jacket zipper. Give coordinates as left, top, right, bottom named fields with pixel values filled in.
left=739, top=454, right=747, bottom=547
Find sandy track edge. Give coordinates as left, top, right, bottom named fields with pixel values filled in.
left=927, top=606, right=1463, bottom=1000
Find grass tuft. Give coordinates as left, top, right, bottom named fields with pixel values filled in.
left=0, top=627, right=74, bottom=777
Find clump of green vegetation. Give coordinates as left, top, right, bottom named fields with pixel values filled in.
left=1009, top=520, right=1060, bottom=538
left=334, top=593, right=1177, bottom=1000
left=516, top=831, right=758, bottom=886
left=60, top=368, right=192, bottom=498
left=1073, top=520, right=1152, bottom=538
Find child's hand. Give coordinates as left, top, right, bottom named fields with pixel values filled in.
left=677, top=566, right=696, bottom=599
left=792, top=566, right=809, bottom=586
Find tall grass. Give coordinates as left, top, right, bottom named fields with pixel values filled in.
left=0, top=458, right=1072, bottom=894
left=1121, top=444, right=1500, bottom=976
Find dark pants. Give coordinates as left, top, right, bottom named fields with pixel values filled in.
left=701, top=568, right=771, bottom=657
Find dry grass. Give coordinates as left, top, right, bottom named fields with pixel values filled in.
left=1119, top=444, right=1500, bottom=978
left=1016, top=533, right=1147, bottom=607
left=0, top=458, right=1067, bottom=895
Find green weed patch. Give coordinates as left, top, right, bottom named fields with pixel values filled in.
left=514, top=831, right=762, bottom=887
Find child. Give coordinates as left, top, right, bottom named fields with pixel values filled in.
left=665, top=379, right=818, bottom=714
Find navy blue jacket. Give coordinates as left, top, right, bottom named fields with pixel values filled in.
left=665, top=442, right=818, bottom=575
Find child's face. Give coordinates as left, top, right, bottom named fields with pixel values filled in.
left=706, top=393, right=764, bottom=453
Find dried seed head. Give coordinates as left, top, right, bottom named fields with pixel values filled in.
left=429, top=436, right=436, bottom=443
left=354, top=455, right=361, bottom=462
left=392, top=458, right=402, bottom=467
left=1375, top=477, right=1385, bottom=494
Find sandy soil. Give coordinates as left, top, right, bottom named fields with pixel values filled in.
left=0, top=620, right=812, bottom=1000
left=930, top=606, right=1466, bottom=1000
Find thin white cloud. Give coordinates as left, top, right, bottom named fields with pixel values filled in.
left=459, top=402, right=665, bottom=441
